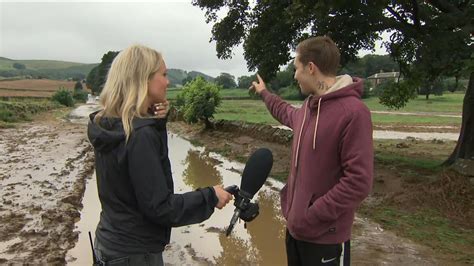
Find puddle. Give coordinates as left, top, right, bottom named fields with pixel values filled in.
left=273, top=125, right=458, bottom=141
left=371, top=110, right=461, bottom=118
left=63, top=105, right=442, bottom=265
left=65, top=174, right=100, bottom=265
left=372, top=130, right=458, bottom=140
left=66, top=133, right=287, bottom=265
left=66, top=132, right=440, bottom=265
left=67, top=104, right=101, bottom=124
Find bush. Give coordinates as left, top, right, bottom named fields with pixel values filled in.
left=52, top=88, right=75, bottom=107
left=175, top=76, right=221, bottom=127
left=0, top=100, right=60, bottom=123
left=362, top=79, right=372, bottom=99
left=74, top=81, right=83, bottom=90
left=377, top=80, right=418, bottom=109
left=73, top=89, right=88, bottom=103
left=279, top=85, right=304, bottom=100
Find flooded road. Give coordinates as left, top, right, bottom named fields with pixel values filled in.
left=0, top=104, right=445, bottom=264
left=66, top=133, right=287, bottom=265
left=66, top=131, right=438, bottom=265
left=273, top=125, right=459, bottom=141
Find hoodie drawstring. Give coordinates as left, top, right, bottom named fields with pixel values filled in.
left=313, top=97, right=322, bottom=150
left=294, top=97, right=322, bottom=168
left=294, top=100, right=308, bottom=168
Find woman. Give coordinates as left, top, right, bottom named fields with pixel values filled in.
left=87, top=44, right=232, bottom=265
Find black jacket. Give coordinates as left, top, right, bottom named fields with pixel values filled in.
left=87, top=111, right=218, bottom=254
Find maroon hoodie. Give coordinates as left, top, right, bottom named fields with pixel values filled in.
left=261, top=77, right=373, bottom=244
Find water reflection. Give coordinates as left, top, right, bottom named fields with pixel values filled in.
left=245, top=190, right=286, bottom=265
left=179, top=147, right=287, bottom=265
left=68, top=133, right=288, bottom=265
left=182, top=150, right=223, bottom=189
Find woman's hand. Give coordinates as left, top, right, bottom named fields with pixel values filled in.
left=151, top=101, right=169, bottom=119
left=213, top=185, right=233, bottom=209
left=249, top=74, right=267, bottom=95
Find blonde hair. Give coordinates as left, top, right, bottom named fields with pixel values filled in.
left=95, top=44, right=163, bottom=141
left=296, top=36, right=340, bottom=76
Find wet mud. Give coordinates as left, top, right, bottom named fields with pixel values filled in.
left=0, top=116, right=95, bottom=264
left=0, top=105, right=466, bottom=265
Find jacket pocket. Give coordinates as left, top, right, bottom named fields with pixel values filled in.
left=290, top=194, right=333, bottom=239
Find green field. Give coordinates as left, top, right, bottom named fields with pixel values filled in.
left=364, top=93, right=464, bottom=113
left=0, top=57, right=97, bottom=80
left=210, top=92, right=464, bottom=126
left=0, top=57, right=94, bottom=71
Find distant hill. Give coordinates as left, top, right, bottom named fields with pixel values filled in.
left=0, top=57, right=97, bottom=80
left=187, top=71, right=214, bottom=81
left=167, top=69, right=214, bottom=87
left=0, top=57, right=215, bottom=86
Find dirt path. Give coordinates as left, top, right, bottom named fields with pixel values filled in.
left=0, top=109, right=467, bottom=264
left=0, top=113, right=94, bottom=264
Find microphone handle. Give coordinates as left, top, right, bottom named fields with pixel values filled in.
left=226, top=208, right=241, bottom=236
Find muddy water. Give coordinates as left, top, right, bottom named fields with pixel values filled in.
left=273, top=125, right=458, bottom=141
left=64, top=104, right=441, bottom=265
left=66, top=131, right=441, bottom=265
left=65, top=174, right=100, bottom=265
left=66, top=134, right=287, bottom=265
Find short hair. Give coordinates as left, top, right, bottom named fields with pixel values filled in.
left=296, top=36, right=340, bottom=76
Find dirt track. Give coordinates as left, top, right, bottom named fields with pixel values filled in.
left=0, top=115, right=94, bottom=264
left=0, top=108, right=471, bottom=264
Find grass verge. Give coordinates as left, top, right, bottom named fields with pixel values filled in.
left=359, top=204, right=474, bottom=264
left=0, top=98, right=63, bottom=127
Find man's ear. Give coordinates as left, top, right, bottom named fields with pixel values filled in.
left=308, top=62, right=318, bottom=75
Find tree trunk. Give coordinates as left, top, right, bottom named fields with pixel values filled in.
left=444, top=72, right=474, bottom=176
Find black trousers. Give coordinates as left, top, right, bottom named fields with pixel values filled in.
left=286, top=229, right=350, bottom=266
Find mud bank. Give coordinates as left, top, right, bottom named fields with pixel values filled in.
left=0, top=115, right=94, bottom=264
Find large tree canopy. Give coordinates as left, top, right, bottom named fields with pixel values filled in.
left=86, top=51, right=119, bottom=95
left=193, top=0, right=472, bottom=104
left=194, top=0, right=473, bottom=171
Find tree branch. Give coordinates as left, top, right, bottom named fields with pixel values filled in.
left=426, top=0, right=461, bottom=14
left=411, top=0, right=421, bottom=29
left=386, top=6, right=413, bottom=29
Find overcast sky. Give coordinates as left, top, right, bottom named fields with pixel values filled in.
left=0, top=0, right=386, bottom=78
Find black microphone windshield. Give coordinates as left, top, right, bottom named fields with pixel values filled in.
left=240, top=148, right=273, bottom=198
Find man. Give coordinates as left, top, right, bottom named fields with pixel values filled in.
left=250, top=36, right=373, bottom=265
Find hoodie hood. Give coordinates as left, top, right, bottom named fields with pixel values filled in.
left=294, top=76, right=363, bottom=166
left=308, top=75, right=363, bottom=109
left=87, top=111, right=166, bottom=152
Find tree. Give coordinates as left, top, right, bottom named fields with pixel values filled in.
left=270, top=65, right=295, bottom=92
left=52, top=88, right=74, bottom=107
left=194, top=0, right=473, bottom=172
left=341, top=54, right=399, bottom=78
left=86, top=51, right=119, bottom=95
left=74, top=81, right=83, bottom=91
left=12, top=63, right=26, bottom=70
left=175, top=76, right=222, bottom=128
left=182, top=75, right=195, bottom=85
left=214, top=72, right=237, bottom=88
left=237, top=74, right=256, bottom=89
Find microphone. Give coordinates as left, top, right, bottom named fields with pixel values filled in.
left=240, top=148, right=273, bottom=198
left=225, top=148, right=273, bottom=236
